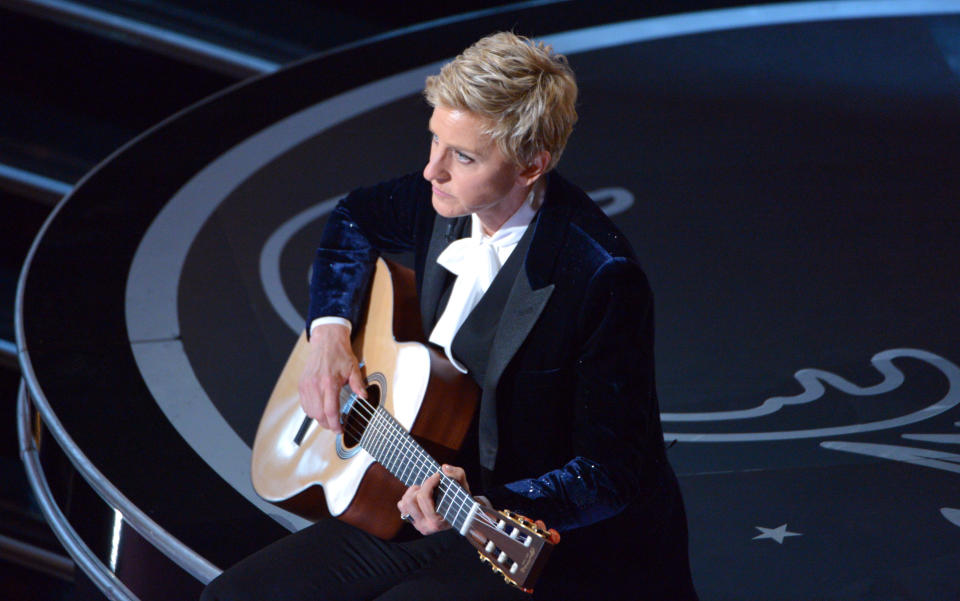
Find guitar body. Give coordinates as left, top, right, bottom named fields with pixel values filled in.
left=251, top=259, right=479, bottom=539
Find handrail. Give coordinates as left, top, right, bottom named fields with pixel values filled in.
left=0, top=532, right=74, bottom=581
left=0, top=0, right=280, bottom=78
left=0, top=163, right=71, bottom=207
left=14, top=354, right=223, bottom=586
left=17, top=381, right=140, bottom=601
left=0, top=338, right=18, bottom=370
left=13, top=147, right=223, bottom=587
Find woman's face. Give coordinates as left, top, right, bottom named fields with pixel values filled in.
left=423, top=105, right=530, bottom=234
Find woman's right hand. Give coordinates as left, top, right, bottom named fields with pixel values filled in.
left=297, top=323, right=366, bottom=432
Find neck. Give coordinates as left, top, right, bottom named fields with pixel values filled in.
left=476, top=178, right=545, bottom=236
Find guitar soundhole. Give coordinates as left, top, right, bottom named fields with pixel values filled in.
left=341, top=381, right=381, bottom=450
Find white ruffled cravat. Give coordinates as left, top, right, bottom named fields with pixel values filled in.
left=428, top=201, right=537, bottom=373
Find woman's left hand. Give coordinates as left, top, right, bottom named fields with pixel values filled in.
left=397, top=464, right=471, bottom=535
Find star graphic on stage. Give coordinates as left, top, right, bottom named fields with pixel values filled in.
left=753, top=524, right=802, bottom=544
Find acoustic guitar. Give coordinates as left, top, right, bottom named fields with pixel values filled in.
left=251, top=258, right=557, bottom=592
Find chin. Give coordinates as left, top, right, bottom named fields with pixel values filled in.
left=431, top=195, right=467, bottom=218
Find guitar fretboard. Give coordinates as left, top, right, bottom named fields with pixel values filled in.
left=359, top=406, right=479, bottom=533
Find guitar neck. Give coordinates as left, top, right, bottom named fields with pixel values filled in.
left=359, top=406, right=479, bottom=534
left=340, top=387, right=554, bottom=592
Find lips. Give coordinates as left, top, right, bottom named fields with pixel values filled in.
left=432, top=186, right=453, bottom=199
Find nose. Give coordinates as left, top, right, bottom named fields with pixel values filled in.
left=423, top=144, right=448, bottom=183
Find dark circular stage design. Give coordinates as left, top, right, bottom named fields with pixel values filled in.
left=19, top=3, right=960, bottom=599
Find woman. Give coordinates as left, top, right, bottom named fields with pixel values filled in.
left=203, top=31, right=697, bottom=601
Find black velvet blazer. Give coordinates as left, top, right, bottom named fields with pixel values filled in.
left=308, top=171, right=696, bottom=598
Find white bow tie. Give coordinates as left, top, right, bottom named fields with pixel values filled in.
left=428, top=214, right=528, bottom=373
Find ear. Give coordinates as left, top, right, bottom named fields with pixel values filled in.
left=517, top=150, right=551, bottom=186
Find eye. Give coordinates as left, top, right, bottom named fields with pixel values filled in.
left=454, top=150, right=473, bottom=164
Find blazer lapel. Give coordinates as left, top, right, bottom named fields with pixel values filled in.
left=484, top=172, right=570, bottom=388
left=419, top=214, right=467, bottom=333
left=478, top=173, right=572, bottom=469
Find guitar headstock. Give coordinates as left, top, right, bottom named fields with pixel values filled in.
left=465, top=506, right=558, bottom=593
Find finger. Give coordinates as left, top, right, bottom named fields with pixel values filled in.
left=396, top=501, right=413, bottom=523
left=348, top=365, right=367, bottom=399
left=415, top=474, right=443, bottom=526
left=397, top=485, right=419, bottom=515
left=420, top=472, right=441, bottom=496
left=415, top=494, right=438, bottom=528
left=441, top=464, right=467, bottom=487
left=299, top=376, right=324, bottom=423
left=297, top=376, right=315, bottom=413
left=399, top=484, right=419, bottom=507
left=441, top=464, right=470, bottom=494
left=321, top=378, right=342, bottom=432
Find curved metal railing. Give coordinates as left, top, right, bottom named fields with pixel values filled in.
left=17, top=381, right=139, bottom=601
left=13, top=170, right=222, bottom=592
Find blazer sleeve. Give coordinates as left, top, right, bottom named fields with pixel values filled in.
left=483, top=257, right=667, bottom=532
left=307, top=173, right=431, bottom=331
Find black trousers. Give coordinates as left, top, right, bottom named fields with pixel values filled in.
left=202, top=486, right=700, bottom=601
left=200, top=518, right=530, bottom=601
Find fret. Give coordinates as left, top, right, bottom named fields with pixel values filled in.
left=407, top=457, right=423, bottom=486
left=399, top=444, right=415, bottom=484
left=383, top=412, right=412, bottom=481
left=441, top=483, right=458, bottom=521
left=408, top=448, right=429, bottom=485
left=450, top=489, right=466, bottom=524
left=365, top=410, right=383, bottom=455
left=410, top=462, right=426, bottom=486
left=378, top=412, right=400, bottom=469
left=358, top=420, right=375, bottom=459
left=436, top=482, right=450, bottom=511
left=366, top=411, right=387, bottom=463
left=372, top=413, right=394, bottom=467
left=410, top=451, right=433, bottom=485
left=441, top=482, right=458, bottom=519
left=453, top=489, right=470, bottom=524
left=458, top=498, right=476, bottom=530
left=386, top=418, right=409, bottom=477
left=364, top=409, right=402, bottom=479
left=447, top=494, right=462, bottom=525
left=385, top=438, right=402, bottom=474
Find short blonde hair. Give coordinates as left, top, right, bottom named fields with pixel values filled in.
left=424, top=32, right=578, bottom=171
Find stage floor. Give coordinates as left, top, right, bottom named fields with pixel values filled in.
left=18, top=3, right=960, bottom=599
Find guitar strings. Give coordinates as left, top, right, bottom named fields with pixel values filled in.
left=338, top=392, right=500, bottom=530
left=342, top=395, right=483, bottom=526
left=342, top=397, right=435, bottom=486
left=350, top=404, right=493, bottom=530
